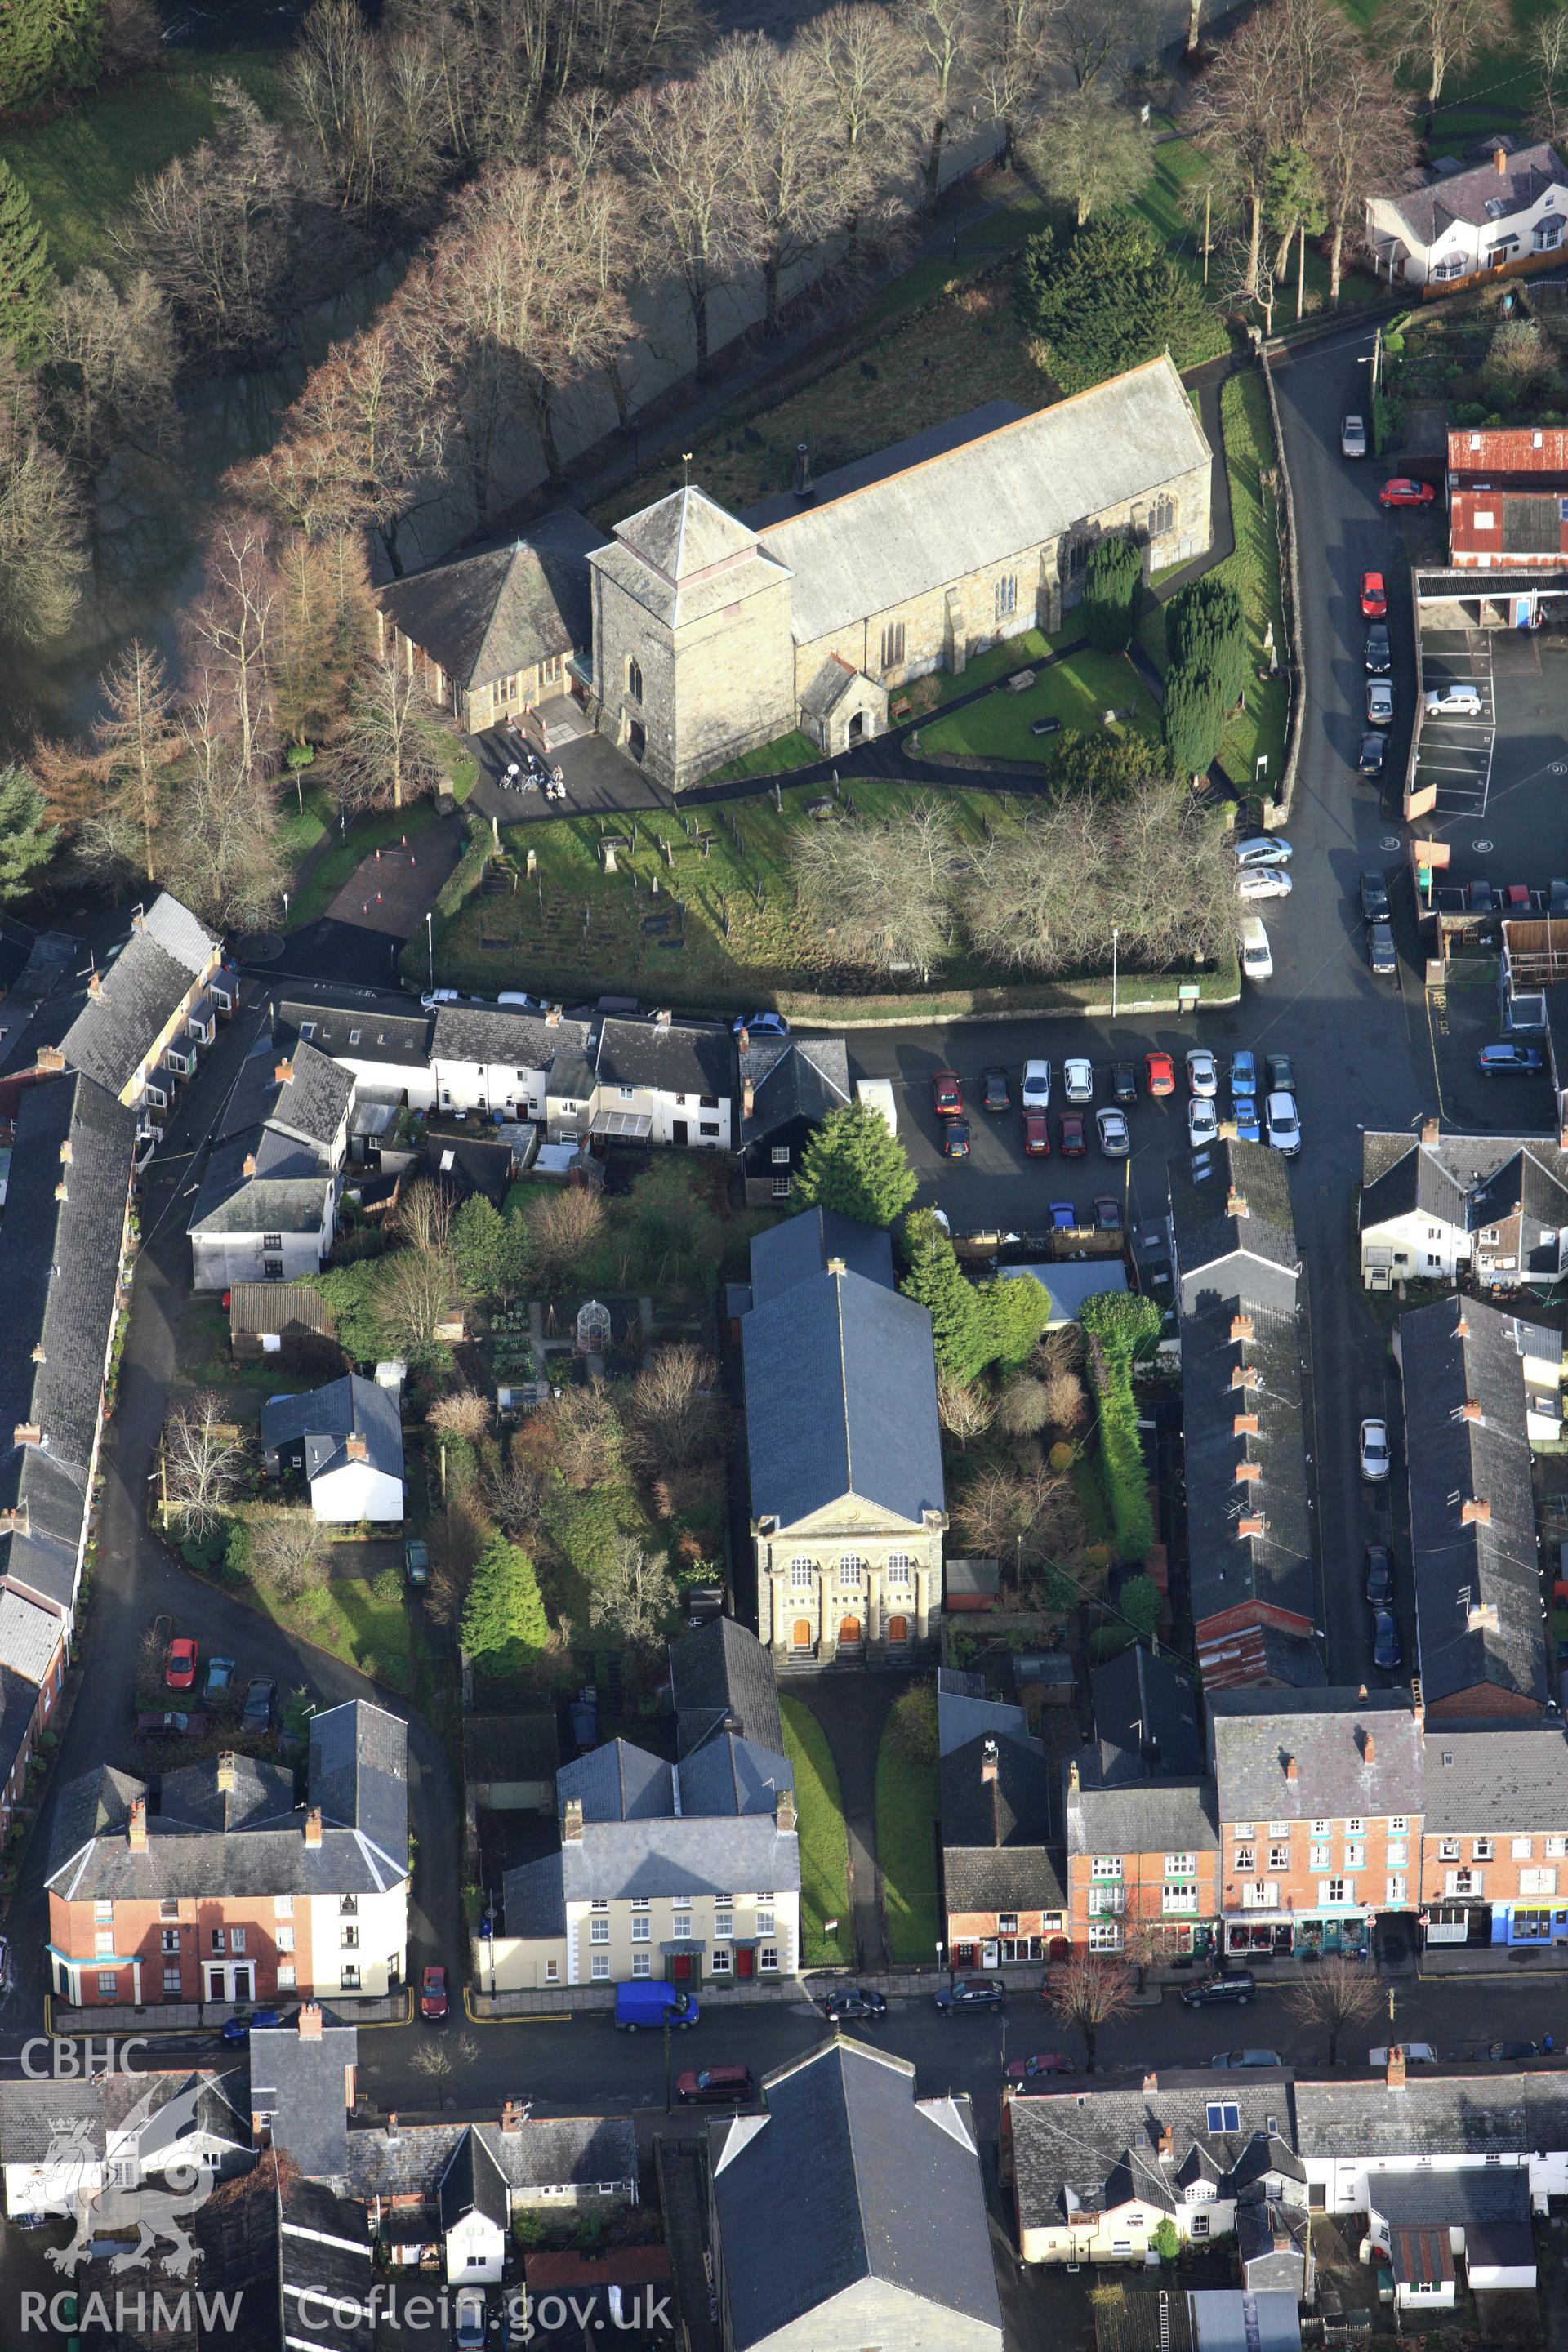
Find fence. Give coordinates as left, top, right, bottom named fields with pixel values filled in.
left=1254, top=340, right=1305, bottom=822
left=45, top=1989, right=412, bottom=2036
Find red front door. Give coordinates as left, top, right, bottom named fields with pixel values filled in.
left=737, top=1948, right=756, bottom=1980
left=670, top=1953, right=693, bottom=1981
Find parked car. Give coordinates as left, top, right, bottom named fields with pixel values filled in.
left=1358, top=732, right=1386, bottom=777
left=1240, top=917, right=1273, bottom=982
left=1231, top=1050, right=1258, bottom=1098
left=1188, top=1097, right=1220, bottom=1148
left=1366, top=678, right=1394, bottom=728
left=1426, top=682, right=1483, bottom=716
left=1058, top=1111, right=1086, bottom=1157
left=1361, top=571, right=1388, bottom=617
left=165, top=1637, right=198, bottom=1692
left=243, top=1677, right=277, bottom=1732
left=1096, top=1107, right=1129, bottom=1158
left=1007, top=2052, right=1075, bottom=2080
left=932, top=1067, right=963, bottom=1118
left=1211, top=2050, right=1284, bottom=2069
left=1021, top=1058, right=1051, bottom=1111
left=1093, top=1193, right=1124, bottom=1233
left=1367, top=920, right=1397, bottom=976
left=1265, top=1052, right=1296, bottom=1094
left=1340, top=414, right=1367, bottom=457
left=1180, top=1973, right=1255, bottom=2009
left=676, top=2065, right=754, bottom=2105
left=421, top=1965, right=450, bottom=2021
left=1265, top=1091, right=1301, bottom=1155
left=1485, top=2041, right=1539, bottom=2061
left=982, top=1065, right=1010, bottom=1112
left=1360, top=1416, right=1391, bottom=1481
left=1365, top=1544, right=1395, bottom=1608
left=1145, top=1051, right=1176, bottom=1096
left=404, top=1538, right=430, bottom=1588
left=1360, top=870, right=1390, bottom=923
left=1369, top=2044, right=1438, bottom=2066
left=1049, top=1201, right=1076, bottom=1231
left=1552, top=879, right=1568, bottom=915
left=1373, top=1608, right=1401, bottom=1671
left=1186, top=1049, right=1218, bottom=1098
left=942, top=1118, right=971, bottom=1160
left=1364, top=624, right=1392, bottom=675
left=1062, top=1057, right=1095, bottom=1102
left=134, top=1711, right=209, bottom=1739
left=1022, top=1111, right=1050, bottom=1157
left=1234, top=1100, right=1263, bottom=1143
left=1379, top=476, right=1436, bottom=506
left=1477, top=1042, right=1544, bottom=1076
left=203, top=1656, right=236, bottom=1704
left=1469, top=879, right=1496, bottom=914
left=1237, top=866, right=1293, bottom=902
left=821, top=1986, right=888, bottom=2023
left=1111, top=1062, right=1138, bottom=1104
left=733, top=1011, right=788, bottom=1037
left=455, top=2292, right=488, bottom=2352
left=1234, top=835, right=1292, bottom=867
left=934, top=1976, right=1006, bottom=2014
left=220, top=2008, right=283, bottom=2042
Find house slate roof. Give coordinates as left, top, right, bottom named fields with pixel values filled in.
left=431, top=1004, right=589, bottom=1070
left=744, top=401, right=1028, bottom=529
left=310, top=1699, right=408, bottom=1875
left=1209, top=1688, right=1424, bottom=1822
left=2, top=894, right=217, bottom=1095
left=279, top=2176, right=374, bottom=2345
left=1009, top=2071, right=1303, bottom=2232
left=1361, top=1130, right=1568, bottom=1275
left=592, top=488, right=792, bottom=630
left=219, top=1037, right=352, bottom=1155
left=1293, top=2067, right=1568, bottom=2159
left=1091, top=1645, right=1204, bottom=1780
left=942, top=1731, right=1066, bottom=1914
left=1400, top=1292, right=1549, bottom=1712
left=229, top=1282, right=335, bottom=1342
left=755, top=355, right=1210, bottom=649
left=511, top=1811, right=802, bottom=1918
left=250, top=2020, right=359, bottom=2180
left=748, top=1202, right=893, bottom=1303
left=1376, top=140, right=1567, bottom=246
left=462, top=1709, right=560, bottom=1784
left=1182, top=1296, right=1316, bottom=1642
left=559, top=1738, right=675, bottom=1823
left=0, top=1587, right=64, bottom=1682
left=594, top=1013, right=733, bottom=1101
left=161, top=1753, right=294, bottom=1833
left=1067, top=1770, right=1219, bottom=1860
left=669, top=1617, right=785, bottom=1760
left=744, top=1251, right=943, bottom=1532
left=1370, top=2166, right=1531, bottom=2236
left=676, top=1732, right=793, bottom=1820
left=376, top=511, right=600, bottom=689
left=0, top=2066, right=248, bottom=2164
left=1169, top=1140, right=1298, bottom=1299
left=738, top=1034, right=851, bottom=1146
left=189, top=1134, right=333, bottom=1238
left=277, top=992, right=434, bottom=1071
left=438, top=2126, right=510, bottom=2234
left=501, top=1850, right=567, bottom=1938
left=1423, top=1720, right=1568, bottom=1828
left=261, top=1374, right=404, bottom=1487
left=710, top=2038, right=1002, bottom=2350
left=341, top=2114, right=638, bottom=2200
left=938, top=1683, right=1034, bottom=1760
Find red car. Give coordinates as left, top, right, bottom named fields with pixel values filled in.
left=420, top=1964, right=448, bottom=2021
left=1006, top=2051, right=1076, bottom=2081
left=1360, top=571, right=1387, bottom=617
left=1145, top=1050, right=1176, bottom=1097
left=1379, top=477, right=1435, bottom=508
left=931, top=1067, right=963, bottom=1120
left=1058, top=1111, right=1086, bottom=1157
left=164, top=1637, right=198, bottom=1691
left=1022, top=1111, right=1050, bottom=1157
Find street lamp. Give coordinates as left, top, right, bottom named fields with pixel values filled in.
left=1111, top=925, right=1120, bottom=1022
left=281, top=890, right=289, bottom=924
left=425, top=909, right=434, bottom=992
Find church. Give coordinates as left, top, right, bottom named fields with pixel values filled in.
left=376, top=354, right=1213, bottom=792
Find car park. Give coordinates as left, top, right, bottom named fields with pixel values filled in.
left=1111, top=1063, right=1138, bottom=1104
left=1360, top=871, right=1390, bottom=923
left=1265, top=1052, right=1295, bottom=1094
left=1230, top=1050, right=1257, bottom=1098
left=243, top=1677, right=277, bottom=1732
left=1234, top=835, right=1292, bottom=867
left=1180, top=1973, right=1255, bottom=2009
left=1237, top=866, right=1293, bottom=901
left=165, top=1637, right=198, bottom=1691
left=1366, top=920, right=1396, bottom=976
left=934, top=1976, right=1006, bottom=2013
left=1211, top=2050, right=1284, bottom=2070
left=942, top=1118, right=971, bottom=1159
left=1363, top=624, right=1392, bottom=675
left=1145, top=1051, right=1175, bottom=1096
left=1021, top=1058, right=1051, bottom=1110
left=1366, top=678, right=1394, bottom=727
left=221, top=2008, right=283, bottom=2042
left=135, top=1711, right=209, bottom=1739
left=821, top=1986, right=888, bottom=2022
left=932, top=1068, right=963, bottom=1118
left=1188, top=1097, right=1220, bottom=1148
left=1096, top=1108, right=1129, bottom=1158
left=1365, top=1544, right=1394, bottom=1608
left=1374, top=1609, right=1401, bottom=1671
left=1023, top=1111, right=1050, bottom=1156
left=1240, top=918, right=1272, bottom=982
left=1361, top=572, right=1387, bottom=617
left=1006, top=2052, right=1075, bottom=2080
left=1358, top=732, right=1386, bottom=777
left=1058, top=1111, right=1086, bottom=1156
left=203, top=1656, right=236, bottom=1704
left=1426, top=683, right=1483, bottom=716
left=1186, top=1049, right=1218, bottom=1098
left=1094, top=1193, right=1124, bottom=1233
left=1379, top=476, right=1436, bottom=506
left=1360, top=1417, right=1391, bottom=1481
left=421, top=1965, right=449, bottom=2021
left=1265, top=1092, right=1301, bottom=1155
left=676, top=2065, right=754, bottom=2105
left=1477, top=1043, right=1544, bottom=1076
left=1340, top=414, right=1367, bottom=457
left=1062, top=1058, right=1094, bottom=1102
left=982, top=1066, right=1010, bottom=1112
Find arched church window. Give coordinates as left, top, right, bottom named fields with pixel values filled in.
left=627, top=658, right=643, bottom=704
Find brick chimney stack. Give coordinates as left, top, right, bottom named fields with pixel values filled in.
left=742, top=1078, right=755, bottom=1120
left=1143, top=2070, right=1159, bottom=2093
left=1421, top=1116, right=1441, bottom=1146
left=982, top=1736, right=1000, bottom=1785
left=737, top=1025, right=751, bottom=1054
left=1361, top=1731, right=1376, bottom=1766
left=1461, top=1497, right=1491, bottom=1526
left=1285, top=1756, right=1298, bottom=1782
left=274, top=1059, right=294, bottom=1086
left=298, top=2003, right=323, bottom=2042
left=304, top=1806, right=323, bottom=1848
left=1461, top=1399, right=1482, bottom=1422
left=1387, top=2045, right=1407, bottom=2087
left=1495, top=145, right=1509, bottom=174
left=1158, top=2126, right=1174, bottom=2161
left=128, top=1797, right=147, bottom=1851
left=1230, top=1313, right=1254, bottom=1343
left=217, top=1752, right=236, bottom=1793
left=501, top=2100, right=523, bottom=2134
left=563, top=1797, right=584, bottom=1842
left=776, top=1787, right=798, bottom=1835
left=1069, top=1758, right=1081, bottom=1795
left=344, top=1432, right=368, bottom=1463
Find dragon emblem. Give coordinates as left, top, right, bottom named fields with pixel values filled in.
left=46, top=2076, right=212, bottom=2278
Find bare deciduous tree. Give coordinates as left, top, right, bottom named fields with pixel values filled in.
left=381, top=1245, right=458, bottom=1364
left=533, top=1382, right=624, bottom=1490
left=182, top=511, right=278, bottom=786
left=336, top=652, right=450, bottom=809
left=395, top=1176, right=457, bottom=1258
left=711, top=33, right=858, bottom=336
left=289, top=0, right=445, bottom=223
left=1531, top=0, right=1568, bottom=140
left=0, top=356, right=87, bottom=649
left=1381, top=0, right=1513, bottom=107
left=626, top=1345, right=724, bottom=1476
left=482, top=1435, right=542, bottom=1536
left=953, top=1459, right=1079, bottom=1566
left=164, top=662, right=288, bottom=929
left=792, top=798, right=956, bottom=979
left=428, top=1388, right=491, bottom=1442
left=617, top=66, right=753, bottom=381
left=1283, top=1954, right=1381, bottom=2065
left=1045, top=1950, right=1134, bottom=2072
left=43, top=268, right=178, bottom=475
left=589, top=1535, right=678, bottom=1650
left=249, top=1510, right=324, bottom=1603
left=996, top=1374, right=1050, bottom=1437
left=1022, top=88, right=1155, bottom=225
left=1049, top=0, right=1160, bottom=90
left=529, top=1184, right=604, bottom=1287
left=972, top=0, right=1054, bottom=167
left=938, top=1370, right=997, bottom=1446
left=902, top=0, right=980, bottom=210
left=804, top=2, right=923, bottom=256
left=91, top=637, right=180, bottom=884
left=1311, top=50, right=1416, bottom=304
left=162, top=1392, right=244, bottom=1536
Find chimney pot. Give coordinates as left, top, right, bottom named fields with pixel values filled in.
left=57, top=1139, right=72, bottom=1165
left=1461, top=1496, right=1491, bottom=1526
left=242, top=1152, right=256, bottom=1178
left=1158, top=2126, right=1174, bottom=2160
left=298, top=2002, right=323, bottom=2041
left=1412, top=1676, right=1424, bottom=1727
left=1231, top=1364, right=1261, bottom=1391
left=1454, top=1315, right=1469, bottom=1337
left=1388, top=2045, right=1407, bottom=2087
left=344, top=1432, right=368, bottom=1463
left=738, top=1026, right=751, bottom=1055
left=826, top=1255, right=846, bottom=1276
left=1230, top=1313, right=1254, bottom=1343
left=981, top=1735, right=1000, bottom=1785
left=655, top=1009, right=672, bottom=1028
left=563, top=1797, right=585, bottom=1842
left=1235, top=1460, right=1263, bottom=1481
left=1227, top=1188, right=1248, bottom=1218
left=501, top=2100, right=522, bottom=2134
left=12, top=1423, right=39, bottom=1448
left=1238, top=1514, right=1266, bottom=1539
left=29, top=1344, right=44, bottom=1364
left=1069, top=1758, right=1081, bottom=1794
left=1461, top=1398, right=1482, bottom=1422
left=1495, top=145, right=1508, bottom=174
left=1233, top=1412, right=1260, bottom=1436
left=1421, top=1116, right=1441, bottom=1146
left=776, top=1787, right=798, bottom=1834
left=274, top=1059, right=293, bottom=1086
left=304, top=1806, right=323, bottom=1848
left=1362, top=1731, right=1376, bottom=1765
left=216, top=1751, right=236, bottom=1793
left=742, top=1078, right=755, bottom=1120
left=1143, top=2070, right=1159, bottom=2094
left=54, top=1180, right=68, bottom=1202
left=546, top=1006, right=562, bottom=1026
left=1285, top=1756, right=1298, bottom=1781
left=87, top=971, right=103, bottom=1000
left=128, top=1797, right=147, bottom=1851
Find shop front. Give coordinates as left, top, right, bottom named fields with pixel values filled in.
left=1224, top=1910, right=1371, bottom=1959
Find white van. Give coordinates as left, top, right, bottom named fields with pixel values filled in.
left=855, top=1076, right=898, bottom=1137
left=1240, top=916, right=1272, bottom=982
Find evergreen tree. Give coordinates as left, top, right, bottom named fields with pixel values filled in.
left=1119, top=1577, right=1165, bottom=1639
left=973, top=1271, right=1053, bottom=1373
left=451, top=1195, right=532, bottom=1302
left=1080, top=536, right=1143, bottom=655
left=900, top=1208, right=985, bottom=1383
left=794, top=1101, right=918, bottom=1227
left=460, top=1530, right=549, bottom=1661
left=1054, top=729, right=1161, bottom=800
left=1167, top=577, right=1248, bottom=713
left=0, top=764, right=57, bottom=899
left=1013, top=214, right=1213, bottom=393
left=1162, top=662, right=1225, bottom=780
left=0, top=163, right=54, bottom=366
left=0, top=0, right=105, bottom=114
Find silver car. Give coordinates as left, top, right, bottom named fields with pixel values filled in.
left=1062, top=1058, right=1095, bottom=1103
left=1234, top=835, right=1292, bottom=867
left=1341, top=414, right=1367, bottom=457
left=1096, top=1107, right=1130, bottom=1158
left=1367, top=678, right=1394, bottom=728
left=1265, top=1089, right=1301, bottom=1156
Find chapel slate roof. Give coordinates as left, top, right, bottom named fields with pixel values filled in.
left=669, top=1618, right=785, bottom=1760
left=431, top=1004, right=589, bottom=1070
left=250, top=2020, right=359, bottom=2180
left=743, top=401, right=1028, bottom=528
left=592, top=489, right=792, bottom=631
left=261, top=1374, right=404, bottom=1486
left=1183, top=1296, right=1316, bottom=1642
left=1377, top=140, right=1568, bottom=246
left=1400, top=1292, right=1550, bottom=1713
left=747, top=1203, right=893, bottom=1303
left=595, top=1014, right=733, bottom=1101
left=1423, top=1720, right=1568, bottom=1828
left=1209, top=1688, right=1425, bottom=1823
left=738, top=1034, right=852, bottom=1143
left=1010, top=2073, right=1303, bottom=2232
left=710, top=2039, right=1002, bottom=2351
left=376, top=513, right=600, bottom=689
left=755, top=355, right=1210, bottom=649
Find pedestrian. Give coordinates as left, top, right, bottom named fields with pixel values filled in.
left=1547, top=2032, right=1555, bottom=2054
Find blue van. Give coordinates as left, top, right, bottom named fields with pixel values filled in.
left=615, top=1980, right=700, bottom=2031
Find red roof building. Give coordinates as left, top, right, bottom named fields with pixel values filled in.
left=1447, top=426, right=1568, bottom=566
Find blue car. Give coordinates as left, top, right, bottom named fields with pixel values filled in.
left=1373, top=1609, right=1401, bottom=1671
left=1230, top=1050, right=1258, bottom=1098
left=1233, top=1105, right=1263, bottom=1143
left=221, top=2008, right=283, bottom=2042
left=1049, top=1201, right=1076, bottom=1230
left=732, top=1011, right=788, bottom=1038
left=1476, top=1044, right=1544, bottom=1076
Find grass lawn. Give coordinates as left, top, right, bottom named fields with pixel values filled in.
left=916, top=647, right=1161, bottom=765
left=780, top=1695, right=852, bottom=1966
left=243, top=1571, right=415, bottom=1696
left=278, top=777, right=335, bottom=863
left=706, top=730, right=822, bottom=784
left=875, top=1716, right=940, bottom=1963
left=285, top=797, right=439, bottom=930
left=1, top=51, right=292, bottom=278
left=1212, top=371, right=1290, bottom=794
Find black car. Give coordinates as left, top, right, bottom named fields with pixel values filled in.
left=982, top=1066, right=1011, bottom=1113
left=1486, top=2040, right=1539, bottom=2060
left=1365, top=1543, right=1394, bottom=1609
left=1367, top=920, right=1396, bottom=976
left=1093, top=1193, right=1124, bottom=1234
left=942, top=1117, right=972, bottom=1158
left=1360, top=870, right=1390, bottom=923
left=1469, top=879, right=1495, bottom=914
left=1373, top=1608, right=1401, bottom=1671
left=821, top=1986, right=889, bottom=2023
left=1363, top=623, right=1392, bottom=675
left=1358, top=733, right=1386, bottom=777
left=1265, top=1052, right=1296, bottom=1094
left=934, top=1976, right=1006, bottom=2014
left=1180, top=1972, right=1256, bottom=2009
left=1111, top=1062, right=1138, bottom=1105
left=242, top=1677, right=277, bottom=1732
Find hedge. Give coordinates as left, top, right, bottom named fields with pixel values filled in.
left=1080, top=1291, right=1162, bottom=1567
left=434, top=815, right=492, bottom=923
